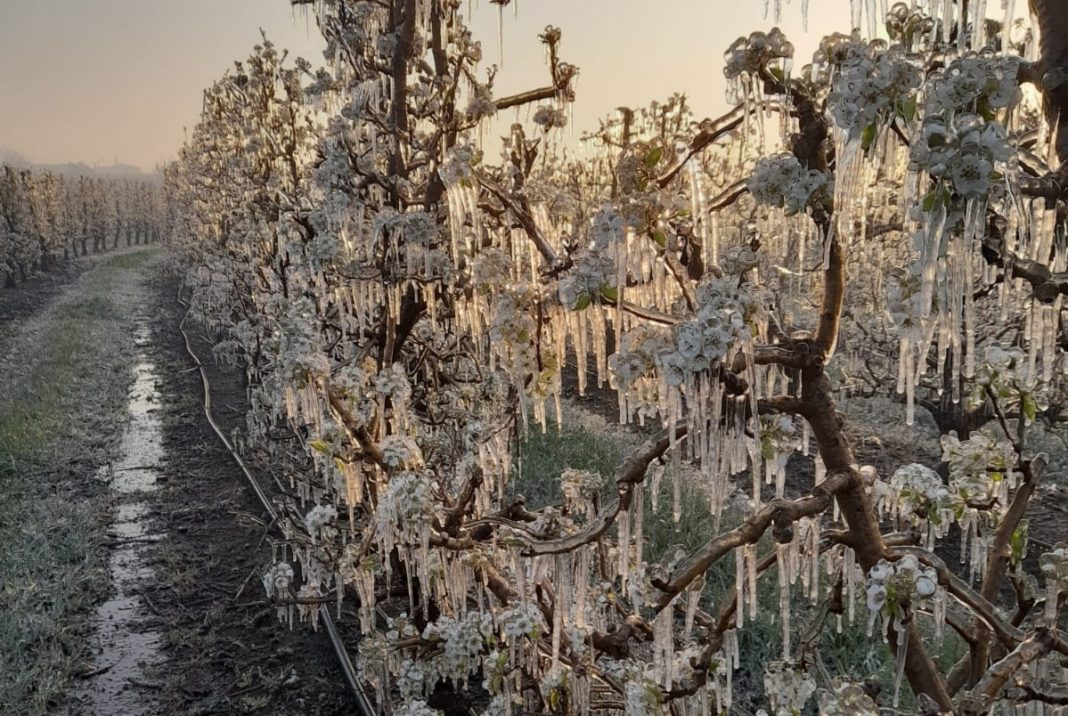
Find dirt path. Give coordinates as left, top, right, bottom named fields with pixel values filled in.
left=0, top=249, right=159, bottom=715
left=0, top=249, right=355, bottom=715
left=70, top=325, right=168, bottom=715
left=135, top=276, right=354, bottom=715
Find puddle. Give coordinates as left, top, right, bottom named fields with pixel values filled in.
left=74, top=327, right=167, bottom=715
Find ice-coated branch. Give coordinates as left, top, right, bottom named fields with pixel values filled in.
left=506, top=423, right=687, bottom=556
left=655, top=105, right=747, bottom=188
left=964, top=629, right=1054, bottom=714
left=651, top=471, right=854, bottom=607
left=476, top=170, right=566, bottom=272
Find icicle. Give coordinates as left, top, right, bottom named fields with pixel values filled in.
left=735, top=546, right=747, bottom=629
left=778, top=542, right=792, bottom=658
left=747, top=543, right=758, bottom=620
left=618, top=507, right=631, bottom=588
left=893, top=617, right=908, bottom=707
left=632, top=486, right=645, bottom=608
left=845, top=546, right=856, bottom=625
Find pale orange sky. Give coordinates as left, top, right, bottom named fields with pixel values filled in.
left=0, top=1, right=1018, bottom=171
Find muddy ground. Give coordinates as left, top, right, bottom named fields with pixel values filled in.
left=139, top=274, right=354, bottom=715
left=0, top=250, right=355, bottom=716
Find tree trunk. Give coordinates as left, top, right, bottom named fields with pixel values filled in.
left=1031, top=0, right=1068, bottom=164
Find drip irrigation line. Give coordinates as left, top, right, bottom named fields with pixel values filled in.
left=178, top=299, right=374, bottom=716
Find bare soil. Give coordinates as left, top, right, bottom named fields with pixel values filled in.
left=140, top=275, right=355, bottom=715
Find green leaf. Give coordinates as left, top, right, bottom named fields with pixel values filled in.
left=309, top=439, right=331, bottom=455
left=978, top=95, right=996, bottom=121
left=572, top=292, right=591, bottom=311
left=599, top=284, right=619, bottom=302
left=644, top=146, right=663, bottom=170
left=901, top=96, right=918, bottom=122
left=922, top=187, right=942, bottom=212
left=861, top=122, right=878, bottom=153
left=652, top=229, right=668, bottom=248
left=1023, top=393, right=1038, bottom=423
left=761, top=437, right=776, bottom=461
left=768, top=66, right=785, bottom=83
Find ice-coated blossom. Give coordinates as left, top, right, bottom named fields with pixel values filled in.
left=466, top=82, right=496, bottom=120
left=471, top=247, right=512, bottom=291
left=439, top=144, right=480, bottom=186
left=393, top=700, right=442, bottom=716
left=885, top=2, right=936, bottom=49
left=498, top=602, right=544, bottom=640
left=747, top=153, right=831, bottom=215
left=589, top=205, right=625, bottom=249
left=828, top=43, right=921, bottom=141
left=380, top=436, right=425, bottom=470
left=887, top=463, right=950, bottom=524
left=375, top=362, right=413, bottom=405
left=971, top=346, right=1043, bottom=416
left=422, top=611, right=493, bottom=686
left=941, top=432, right=1017, bottom=504
left=377, top=470, right=437, bottom=540
left=640, top=276, right=767, bottom=386
left=558, top=251, right=616, bottom=309
left=762, top=662, right=816, bottom=716
left=304, top=504, right=338, bottom=545
left=925, top=55, right=1022, bottom=116
left=560, top=468, right=603, bottom=517
left=910, top=113, right=1013, bottom=202
left=1040, top=546, right=1068, bottom=592
left=865, top=555, right=939, bottom=620
left=262, top=561, right=294, bottom=600
left=609, top=325, right=669, bottom=390
left=723, top=28, right=793, bottom=81
left=376, top=210, right=438, bottom=245
left=533, top=105, right=568, bottom=128
left=818, top=678, right=879, bottom=715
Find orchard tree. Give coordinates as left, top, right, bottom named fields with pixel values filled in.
left=169, top=0, right=1068, bottom=713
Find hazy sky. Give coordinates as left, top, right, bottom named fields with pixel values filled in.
left=0, top=1, right=858, bottom=170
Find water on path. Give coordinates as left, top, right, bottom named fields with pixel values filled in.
left=74, top=326, right=167, bottom=715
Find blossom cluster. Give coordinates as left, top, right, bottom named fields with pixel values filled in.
left=760, top=662, right=816, bottom=716
left=658, top=278, right=766, bottom=385
left=747, top=153, right=831, bottom=215
left=1040, top=546, right=1068, bottom=592
left=723, top=28, right=794, bottom=81
left=940, top=432, right=1017, bottom=507
left=909, top=113, right=1013, bottom=199
left=886, top=463, right=952, bottom=526
left=560, top=468, right=604, bottom=517
left=376, top=470, right=437, bottom=542
left=304, top=504, right=338, bottom=545
left=498, top=602, right=544, bottom=640
left=817, top=679, right=879, bottom=715
left=533, top=105, right=568, bottom=128
left=970, top=346, right=1045, bottom=421
left=421, top=611, right=494, bottom=687
left=558, top=251, right=616, bottom=309
left=828, top=43, right=922, bottom=142
left=925, top=55, right=1021, bottom=117
left=608, top=325, right=669, bottom=391
left=866, top=554, right=939, bottom=617
left=885, top=2, right=936, bottom=49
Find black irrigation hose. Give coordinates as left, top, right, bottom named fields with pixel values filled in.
left=177, top=299, right=374, bottom=716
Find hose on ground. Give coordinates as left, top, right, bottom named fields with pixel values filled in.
left=178, top=300, right=374, bottom=716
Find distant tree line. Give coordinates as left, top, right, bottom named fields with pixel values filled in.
left=0, top=164, right=165, bottom=286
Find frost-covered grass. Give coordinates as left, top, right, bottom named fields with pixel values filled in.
left=515, top=400, right=967, bottom=712
left=0, top=255, right=149, bottom=715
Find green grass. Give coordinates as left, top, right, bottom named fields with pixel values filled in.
left=0, top=259, right=142, bottom=714
left=514, top=415, right=967, bottom=713
left=105, top=247, right=160, bottom=269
